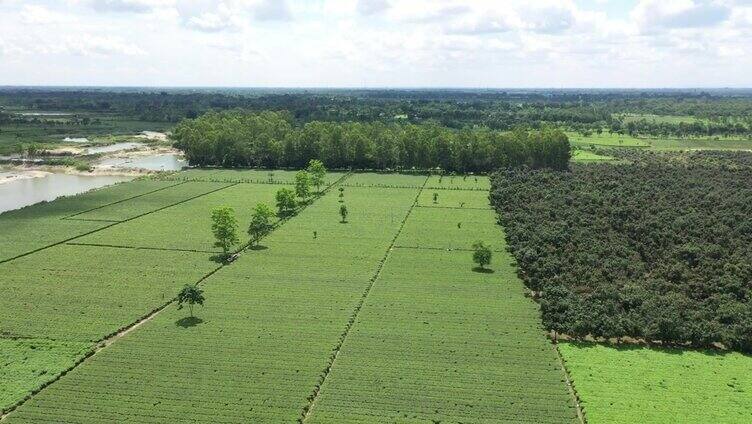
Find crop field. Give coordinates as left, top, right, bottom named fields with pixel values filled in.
left=2, top=170, right=579, bottom=423
left=567, top=132, right=651, bottom=147
left=77, top=183, right=281, bottom=251
left=417, top=188, right=491, bottom=209
left=425, top=174, right=490, bottom=190
left=0, top=180, right=179, bottom=262
left=167, top=169, right=346, bottom=185
left=560, top=343, right=752, bottom=423
left=306, top=189, right=576, bottom=423
left=571, top=150, right=616, bottom=162
left=3, top=178, right=424, bottom=422
left=396, top=207, right=504, bottom=251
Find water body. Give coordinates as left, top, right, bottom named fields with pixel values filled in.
left=97, top=154, right=187, bottom=171
left=0, top=173, right=132, bottom=215
left=86, top=142, right=145, bottom=155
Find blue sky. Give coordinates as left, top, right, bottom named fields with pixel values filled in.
left=0, top=0, right=750, bottom=87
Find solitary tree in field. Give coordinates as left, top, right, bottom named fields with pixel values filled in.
left=275, top=187, right=297, bottom=217
left=177, top=285, right=205, bottom=318
left=247, top=203, right=275, bottom=246
left=339, top=204, right=348, bottom=223
left=338, top=187, right=345, bottom=202
left=211, top=206, right=239, bottom=258
left=307, top=159, right=327, bottom=193
left=433, top=192, right=439, bottom=204
left=295, top=170, right=311, bottom=200
left=472, top=241, right=492, bottom=270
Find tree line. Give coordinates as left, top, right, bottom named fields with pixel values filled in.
left=171, top=110, right=571, bottom=172
left=490, top=153, right=752, bottom=352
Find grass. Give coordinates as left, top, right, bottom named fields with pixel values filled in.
left=425, top=174, right=490, bottom=190
left=571, top=150, right=616, bottom=162
left=417, top=188, right=491, bottom=209
left=560, top=342, right=752, bottom=423
left=396, top=207, right=504, bottom=251
left=167, top=169, right=345, bottom=185
left=616, top=114, right=703, bottom=124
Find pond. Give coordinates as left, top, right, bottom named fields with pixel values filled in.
left=0, top=172, right=132, bottom=214
left=97, top=154, right=187, bottom=171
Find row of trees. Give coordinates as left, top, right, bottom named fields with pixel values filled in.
left=172, top=110, right=571, bottom=172
left=491, top=153, right=752, bottom=352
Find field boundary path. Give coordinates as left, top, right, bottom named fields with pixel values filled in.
left=299, top=175, right=429, bottom=423
left=555, top=343, right=587, bottom=424
left=0, top=173, right=351, bottom=422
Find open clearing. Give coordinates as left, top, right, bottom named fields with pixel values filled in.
left=560, top=343, right=752, bottom=423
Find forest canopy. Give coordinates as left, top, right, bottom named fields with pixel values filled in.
left=491, top=152, right=752, bottom=352
left=171, top=110, right=571, bottom=172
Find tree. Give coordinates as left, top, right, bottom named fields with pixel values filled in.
left=307, top=159, right=327, bottom=193
left=177, top=285, right=205, bottom=318
left=472, top=241, right=492, bottom=269
left=339, top=204, right=348, bottom=223
left=211, top=206, right=239, bottom=257
left=338, top=187, right=345, bottom=203
left=433, top=192, right=439, bottom=204
left=247, top=203, right=275, bottom=246
left=275, top=187, right=297, bottom=217
left=295, top=170, right=311, bottom=200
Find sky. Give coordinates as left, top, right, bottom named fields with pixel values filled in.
left=0, top=0, right=751, bottom=88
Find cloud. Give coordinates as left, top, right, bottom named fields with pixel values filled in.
left=90, top=0, right=175, bottom=14
left=357, top=0, right=390, bottom=16
left=19, top=5, right=74, bottom=25
left=252, top=0, right=291, bottom=21
left=632, top=0, right=731, bottom=30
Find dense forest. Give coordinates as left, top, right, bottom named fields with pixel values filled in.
left=2, top=88, right=751, bottom=137
left=491, top=152, right=752, bottom=352
left=171, top=110, right=570, bottom=172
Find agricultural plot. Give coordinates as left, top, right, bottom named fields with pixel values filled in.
left=78, top=183, right=283, bottom=252
left=567, top=132, right=651, bottom=147
left=167, top=168, right=345, bottom=186
left=1, top=338, right=90, bottom=413
left=72, top=181, right=229, bottom=222
left=306, top=250, right=577, bottom=422
left=0, top=180, right=177, bottom=262
left=396, top=207, right=504, bottom=251
left=417, top=188, right=491, bottom=209
left=560, top=343, right=752, bottom=423
left=425, top=174, right=490, bottom=190
left=4, top=178, right=423, bottom=423
left=0, top=244, right=216, bottom=342
left=345, top=172, right=427, bottom=188
left=571, top=150, right=616, bottom=162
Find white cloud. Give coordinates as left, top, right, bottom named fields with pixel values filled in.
left=356, top=0, right=390, bottom=16
left=19, top=5, right=74, bottom=25
left=90, top=0, right=175, bottom=13
left=632, top=0, right=731, bottom=30
left=252, top=0, right=291, bottom=21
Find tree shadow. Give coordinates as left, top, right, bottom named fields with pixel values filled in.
left=175, top=316, right=204, bottom=328
left=209, top=254, right=227, bottom=264
left=340, top=220, right=348, bottom=224
left=472, top=267, right=495, bottom=274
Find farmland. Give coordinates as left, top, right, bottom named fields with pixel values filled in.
left=0, top=171, right=581, bottom=423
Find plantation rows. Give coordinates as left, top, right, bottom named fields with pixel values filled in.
left=3, top=171, right=577, bottom=423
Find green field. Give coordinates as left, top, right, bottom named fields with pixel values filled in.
left=1, top=171, right=579, bottom=422
left=5, top=167, right=750, bottom=422
left=560, top=343, right=752, bottom=423
left=568, top=132, right=651, bottom=147
left=571, top=150, right=616, bottom=162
